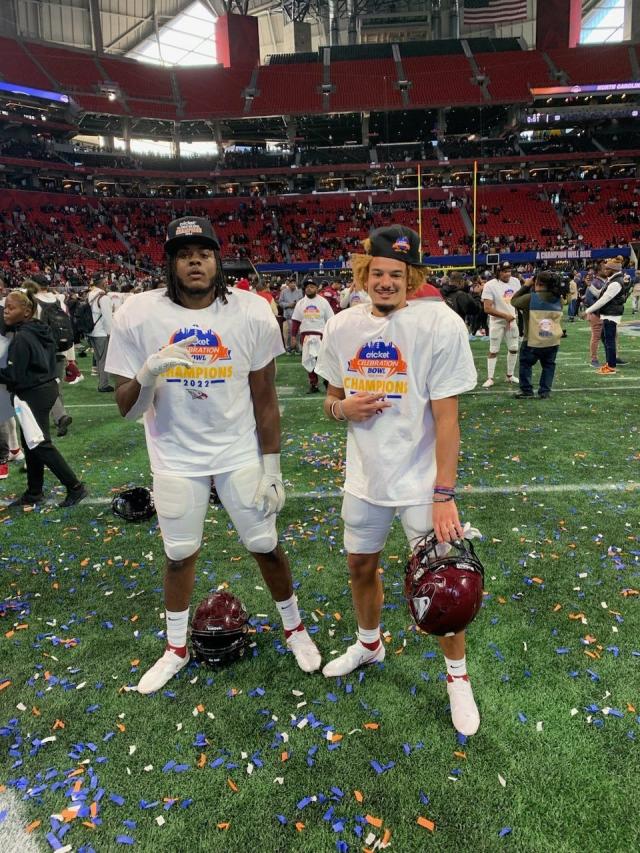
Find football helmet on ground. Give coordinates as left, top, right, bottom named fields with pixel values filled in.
left=112, top=486, right=156, bottom=521
left=191, top=591, right=250, bottom=666
left=404, top=532, right=484, bottom=636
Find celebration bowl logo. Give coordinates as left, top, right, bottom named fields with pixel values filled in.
left=171, top=327, right=231, bottom=364
left=348, top=339, right=407, bottom=378
left=392, top=236, right=411, bottom=254
left=303, top=304, right=321, bottom=318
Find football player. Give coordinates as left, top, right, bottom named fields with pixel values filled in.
left=316, top=225, right=481, bottom=736
left=481, top=261, right=520, bottom=388
left=290, top=278, right=335, bottom=393
left=106, top=216, right=321, bottom=693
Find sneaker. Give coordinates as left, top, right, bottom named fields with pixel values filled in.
left=69, top=375, right=85, bottom=385
left=446, top=674, right=480, bottom=736
left=0, top=463, right=8, bottom=480
left=590, top=360, right=601, bottom=368
left=286, top=628, right=322, bottom=673
left=59, top=483, right=89, bottom=508
left=8, top=492, right=45, bottom=507
left=513, top=392, right=534, bottom=399
left=56, top=415, right=73, bottom=437
left=322, top=641, right=385, bottom=678
left=481, top=378, right=494, bottom=388
left=98, top=386, right=115, bottom=393
left=137, top=649, right=190, bottom=695
left=8, top=449, right=25, bottom=463
left=615, top=360, right=628, bottom=366
left=595, top=365, right=617, bottom=375
left=506, top=375, right=519, bottom=384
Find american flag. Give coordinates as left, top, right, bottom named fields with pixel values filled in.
left=463, top=0, right=528, bottom=26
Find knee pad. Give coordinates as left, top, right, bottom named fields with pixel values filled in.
left=153, top=474, right=207, bottom=561
left=243, top=526, right=278, bottom=555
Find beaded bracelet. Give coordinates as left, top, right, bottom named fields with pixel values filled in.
left=434, top=485, right=456, bottom=496
left=433, top=494, right=455, bottom=503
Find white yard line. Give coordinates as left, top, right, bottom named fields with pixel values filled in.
left=0, top=790, right=41, bottom=853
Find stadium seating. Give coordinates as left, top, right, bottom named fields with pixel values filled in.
left=175, top=66, right=252, bottom=119
left=475, top=50, right=551, bottom=101
left=560, top=182, right=640, bottom=246
left=403, top=56, right=482, bottom=107
left=252, top=63, right=323, bottom=116
left=0, top=36, right=54, bottom=89
left=98, top=57, right=174, bottom=100
left=27, top=43, right=104, bottom=91
left=329, top=59, right=403, bottom=111
left=548, top=45, right=634, bottom=84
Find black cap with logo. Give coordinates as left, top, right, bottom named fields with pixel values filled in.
left=165, top=216, right=220, bottom=255
left=368, top=225, right=426, bottom=267
left=498, top=261, right=512, bottom=271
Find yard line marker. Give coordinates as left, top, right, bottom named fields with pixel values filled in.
left=5, top=481, right=638, bottom=510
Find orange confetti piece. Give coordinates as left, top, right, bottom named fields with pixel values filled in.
left=90, top=802, right=98, bottom=818
left=67, top=767, right=84, bottom=778
left=52, top=582, right=59, bottom=590
left=25, top=820, right=41, bottom=833
left=585, top=651, right=598, bottom=660
left=334, top=612, right=342, bottom=621
left=454, top=751, right=467, bottom=759
left=0, top=786, right=5, bottom=793
left=281, top=751, right=288, bottom=762
left=627, top=703, right=636, bottom=714
left=417, top=816, right=435, bottom=832
left=80, top=559, right=89, bottom=567
left=553, top=604, right=562, bottom=612
left=227, top=778, right=238, bottom=792
left=382, top=828, right=392, bottom=846
left=60, top=807, right=79, bottom=822
left=364, top=723, right=379, bottom=730
left=116, top=723, right=126, bottom=732
left=197, top=753, right=207, bottom=768
left=196, top=703, right=205, bottom=713
left=52, top=720, right=65, bottom=730
left=354, top=790, right=364, bottom=803
left=5, top=631, right=15, bottom=639
left=366, top=815, right=383, bottom=828
left=295, top=822, right=305, bottom=832
left=0, top=680, right=11, bottom=691
left=73, top=780, right=83, bottom=793
left=330, top=733, right=343, bottom=743
left=497, top=596, right=507, bottom=605
left=531, top=577, right=544, bottom=584
left=82, top=822, right=96, bottom=830
left=217, top=822, right=230, bottom=830
left=32, top=707, right=41, bottom=717
left=130, top=659, right=140, bottom=667
left=131, top=615, right=139, bottom=623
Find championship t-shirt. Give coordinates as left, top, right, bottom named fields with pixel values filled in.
left=316, top=300, right=477, bottom=506
left=481, top=277, right=519, bottom=324
left=291, top=295, right=335, bottom=334
left=105, top=287, right=284, bottom=476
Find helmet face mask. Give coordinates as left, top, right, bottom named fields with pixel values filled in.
left=191, top=591, right=250, bottom=668
left=112, top=487, right=156, bottom=522
left=404, top=533, right=484, bottom=636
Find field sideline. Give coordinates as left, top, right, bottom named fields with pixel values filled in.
left=1, top=320, right=639, bottom=853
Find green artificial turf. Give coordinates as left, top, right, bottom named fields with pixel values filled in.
left=1, top=319, right=639, bottom=853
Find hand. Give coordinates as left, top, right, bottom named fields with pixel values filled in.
left=341, top=392, right=392, bottom=422
left=254, top=453, right=285, bottom=516
left=137, top=335, right=198, bottom=386
left=432, top=499, right=465, bottom=544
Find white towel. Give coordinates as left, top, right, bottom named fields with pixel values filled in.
left=13, top=396, right=44, bottom=449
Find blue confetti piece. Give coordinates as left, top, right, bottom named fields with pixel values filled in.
left=327, top=693, right=338, bottom=702
left=46, top=832, right=61, bottom=850
left=116, top=836, right=135, bottom=845
left=499, top=827, right=512, bottom=838
left=0, top=810, right=7, bottom=823
left=123, top=820, right=137, bottom=829
left=517, top=712, right=527, bottom=724
left=419, top=791, right=430, bottom=805
left=555, top=648, right=570, bottom=655
left=110, top=794, right=125, bottom=806
left=330, top=786, right=344, bottom=798
left=162, top=760, right=176, bottom=773
left=276, top=815, right=287, bottom=825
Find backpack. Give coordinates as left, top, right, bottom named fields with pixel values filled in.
left=38, top=300, right=75, bottom=353
left=75, top=297, right=102, bottom=336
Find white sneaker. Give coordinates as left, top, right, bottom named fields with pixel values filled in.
left=506, top=375, right=519, bottom=384
left=482, top=378, right=494, bottom=388
left=322, top=641, right=385, bottom=678
left=286, top=628, right=322, bottom=673
left=447, top=675, right=480, bottom=736
left=69, top=375, right=85, bottom=385
left=9, top=449, right=25, bottom=463
left=137, top=649, right=189, bottom=694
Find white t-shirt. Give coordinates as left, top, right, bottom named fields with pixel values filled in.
left=291, top=295, right=334, bottom=334
left=481, top=277, right=519, bottom=324
left=340, top=288, right=372, bottom=310
left=105, top=287, right=284, bottom=476
left=316, top=301, right=477, bottom=506
left=87, top=287, right=113, bottom=336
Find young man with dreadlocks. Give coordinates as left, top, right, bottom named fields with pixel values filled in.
left=106, top=217, right=321, bottom=693
left=315, top=225, right=481, bottom=736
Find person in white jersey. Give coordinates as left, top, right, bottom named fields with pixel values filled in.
left=481, top=261, right=520, bottom=388
left=316, top=225, right=481, bottom=736
left=106, top=216, right=321, bottom=693
left=290, top=278, right=335, bottom=393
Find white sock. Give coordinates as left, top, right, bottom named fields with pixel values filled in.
left=487, top=357, right=497, bottom=380
left=166, top=608, right=189, bottom=651
left=7, top=417, right=18, bottom=450
left=444, top=655, right=467, bottom=678
left=506, top=350, right=518, bottom=377
left=276, top=594, right=302, bottom=633
left=357, top=625, right=381, bottom=648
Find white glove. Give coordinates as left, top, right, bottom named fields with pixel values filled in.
left=136, top=334, right=198, bottom=387
left=254, top=453, right=285, bottom=516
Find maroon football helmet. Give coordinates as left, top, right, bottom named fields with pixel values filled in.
left=404, top=533, right=484, bottom=636
left=190, top=591, right=250, bottom=666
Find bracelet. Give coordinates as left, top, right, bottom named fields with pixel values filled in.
left=434, top=485, right=456, bottom=496
left=330, top=399, right=347, bottom=421
left=433, top=494, right=455, bottom=503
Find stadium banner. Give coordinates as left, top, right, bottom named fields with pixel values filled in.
left=463, top=1, right=527, bottom=27
left=255, top=247, right=630, bottom=273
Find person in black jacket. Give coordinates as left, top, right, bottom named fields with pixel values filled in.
left=0, top=285, right=88, bottom=507
left=441, top=273, right=478, bottom=328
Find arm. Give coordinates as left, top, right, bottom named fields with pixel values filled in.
left=510, top=286, right=531, bottom=310
left=431, top=396, right=465, bottom=544
left=290, top=319, right=301, bottom=349
left=483, top=298, right=513, bottom=322
left=101, top=294, right=113, bottom=335
left=249, top=360, right=284, bottom=515
left=0, top=335, right=30, bottom=389
left=585, top=281, right=621, bottom=314
left=114, top=374, right=156, bottom=420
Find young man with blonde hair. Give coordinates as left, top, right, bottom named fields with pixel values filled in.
left=316, top=225, right=481, bottom=736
